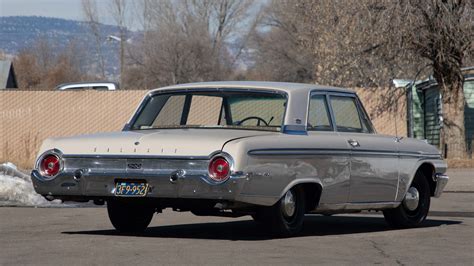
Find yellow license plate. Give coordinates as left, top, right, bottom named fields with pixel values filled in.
left=114, top=181, right=148, bottom=197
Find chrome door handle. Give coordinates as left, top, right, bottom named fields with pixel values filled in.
left=348, top=139, right=360, bottom=147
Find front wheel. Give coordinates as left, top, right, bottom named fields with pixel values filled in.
left=107, top=200, right=155, bottom=233
left=383, top=171, right=431, bottom=228
left=254, top=187, right=306, bottom=237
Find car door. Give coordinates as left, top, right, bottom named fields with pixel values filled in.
left=307, top=93, right=351, bottom=204
left=328, top=94, right=399, bottom=203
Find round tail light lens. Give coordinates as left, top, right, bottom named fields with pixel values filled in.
left=40, top=154, right=61, bottom=177
left=208, top=156, right=231, bottom=182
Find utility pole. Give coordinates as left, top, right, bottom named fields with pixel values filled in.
left=119, top=30, right=124, bottom=87
left=107, top=35, right=124, bottom=86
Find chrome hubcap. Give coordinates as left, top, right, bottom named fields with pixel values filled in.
left=282, top=190, right=296, bottom=217
left=403, top=187, right=420, bottom=211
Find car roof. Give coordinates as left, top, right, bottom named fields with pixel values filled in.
left=150, top=81, right=353, bottom=94
left=55, top=81, right=118, bottom=89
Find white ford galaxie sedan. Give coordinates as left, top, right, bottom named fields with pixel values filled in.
left=32, top=81, right=449, bottom=236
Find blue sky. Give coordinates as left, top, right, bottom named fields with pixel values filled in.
left=0, top=0, right=268, bottom=31
left=0, top=0, right=116, bottom=25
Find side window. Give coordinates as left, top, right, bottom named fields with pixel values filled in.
left=330, top=96, right=367, bottom=133
left=308, top=95, right=332, bottom=131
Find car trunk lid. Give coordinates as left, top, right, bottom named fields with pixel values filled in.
left=45, top=129, right=278, bottom=157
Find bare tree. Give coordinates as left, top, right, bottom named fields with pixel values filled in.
left=210, top=0, right=254, bottom=61
left=249, top=0, right=425, bottom=86
left=124, top=0, right=254, bottom=88
left=13, top=49, right=42, bottom=88
left=81, top=0, right=106, bottom=78
left=295, top=0, right=422, bottom=87
left=381, top=0, right=473, bottom=159
left=13, top=38, right=89, bottom=89
left=247, top=0, right=315, bottom=82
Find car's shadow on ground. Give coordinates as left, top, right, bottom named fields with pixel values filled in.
left=62, top=215, right=461, bottom=241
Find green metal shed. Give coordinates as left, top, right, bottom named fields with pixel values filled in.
left=412, top=69, right=474, bottom=157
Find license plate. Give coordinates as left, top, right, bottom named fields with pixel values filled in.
left=114, top=181, right=148, bottom=197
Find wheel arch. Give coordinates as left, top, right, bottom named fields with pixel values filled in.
left=280, top=179, right=323, bottom=212
left=415, top=162, right=436, bottom=197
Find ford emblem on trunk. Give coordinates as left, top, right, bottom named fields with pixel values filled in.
left=127, top=163, right=142, bottom=169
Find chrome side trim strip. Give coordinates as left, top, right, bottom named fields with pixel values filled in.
left=248, top=148, right=350, bottom=156
left=352, top=151, right=398, bottom=158
left=62, top=154, right=210, bottom=160
left=248, top=148, right=441, bottom=159
left=316, top=201, right=401, bottom=211
left=399, top=153, right=441, bottom=159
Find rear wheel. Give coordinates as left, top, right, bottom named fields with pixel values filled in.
left=107, top=200, right=155, bottom=233
left=383, top=171, right=431, bottom=228
left=254, top=187, right=306, bottom=237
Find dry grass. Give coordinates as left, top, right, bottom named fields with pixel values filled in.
left=1, top=133, right=41, bottom=169
left=447, top=159, right=474, bottom=168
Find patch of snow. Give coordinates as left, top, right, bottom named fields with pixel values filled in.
left=0, top=163, right=61, bottom=207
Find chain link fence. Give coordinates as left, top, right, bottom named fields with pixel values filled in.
left=1, top=88, right=408, bottom=169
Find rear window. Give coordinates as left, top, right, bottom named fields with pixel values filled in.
left=132, top=90, right=287, bottom=131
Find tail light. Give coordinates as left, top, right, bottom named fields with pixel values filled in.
left=208, top=154, right=232, bottom=182
left=38, top=151, right=63, bottom=178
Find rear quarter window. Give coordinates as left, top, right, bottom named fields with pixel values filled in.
left=330, top=96, right=367, bottom=133
left=307, top=95, right=333, bottom=131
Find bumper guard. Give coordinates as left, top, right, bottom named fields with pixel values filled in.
left=434, top=173, right=449, bottom=198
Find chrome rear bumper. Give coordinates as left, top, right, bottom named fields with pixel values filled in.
left=31, top=170, right=278, bottom=206
left=434, top=173, right=449, bottom=198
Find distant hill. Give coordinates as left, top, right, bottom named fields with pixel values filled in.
left=0, top=16, right=127, bottom=77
